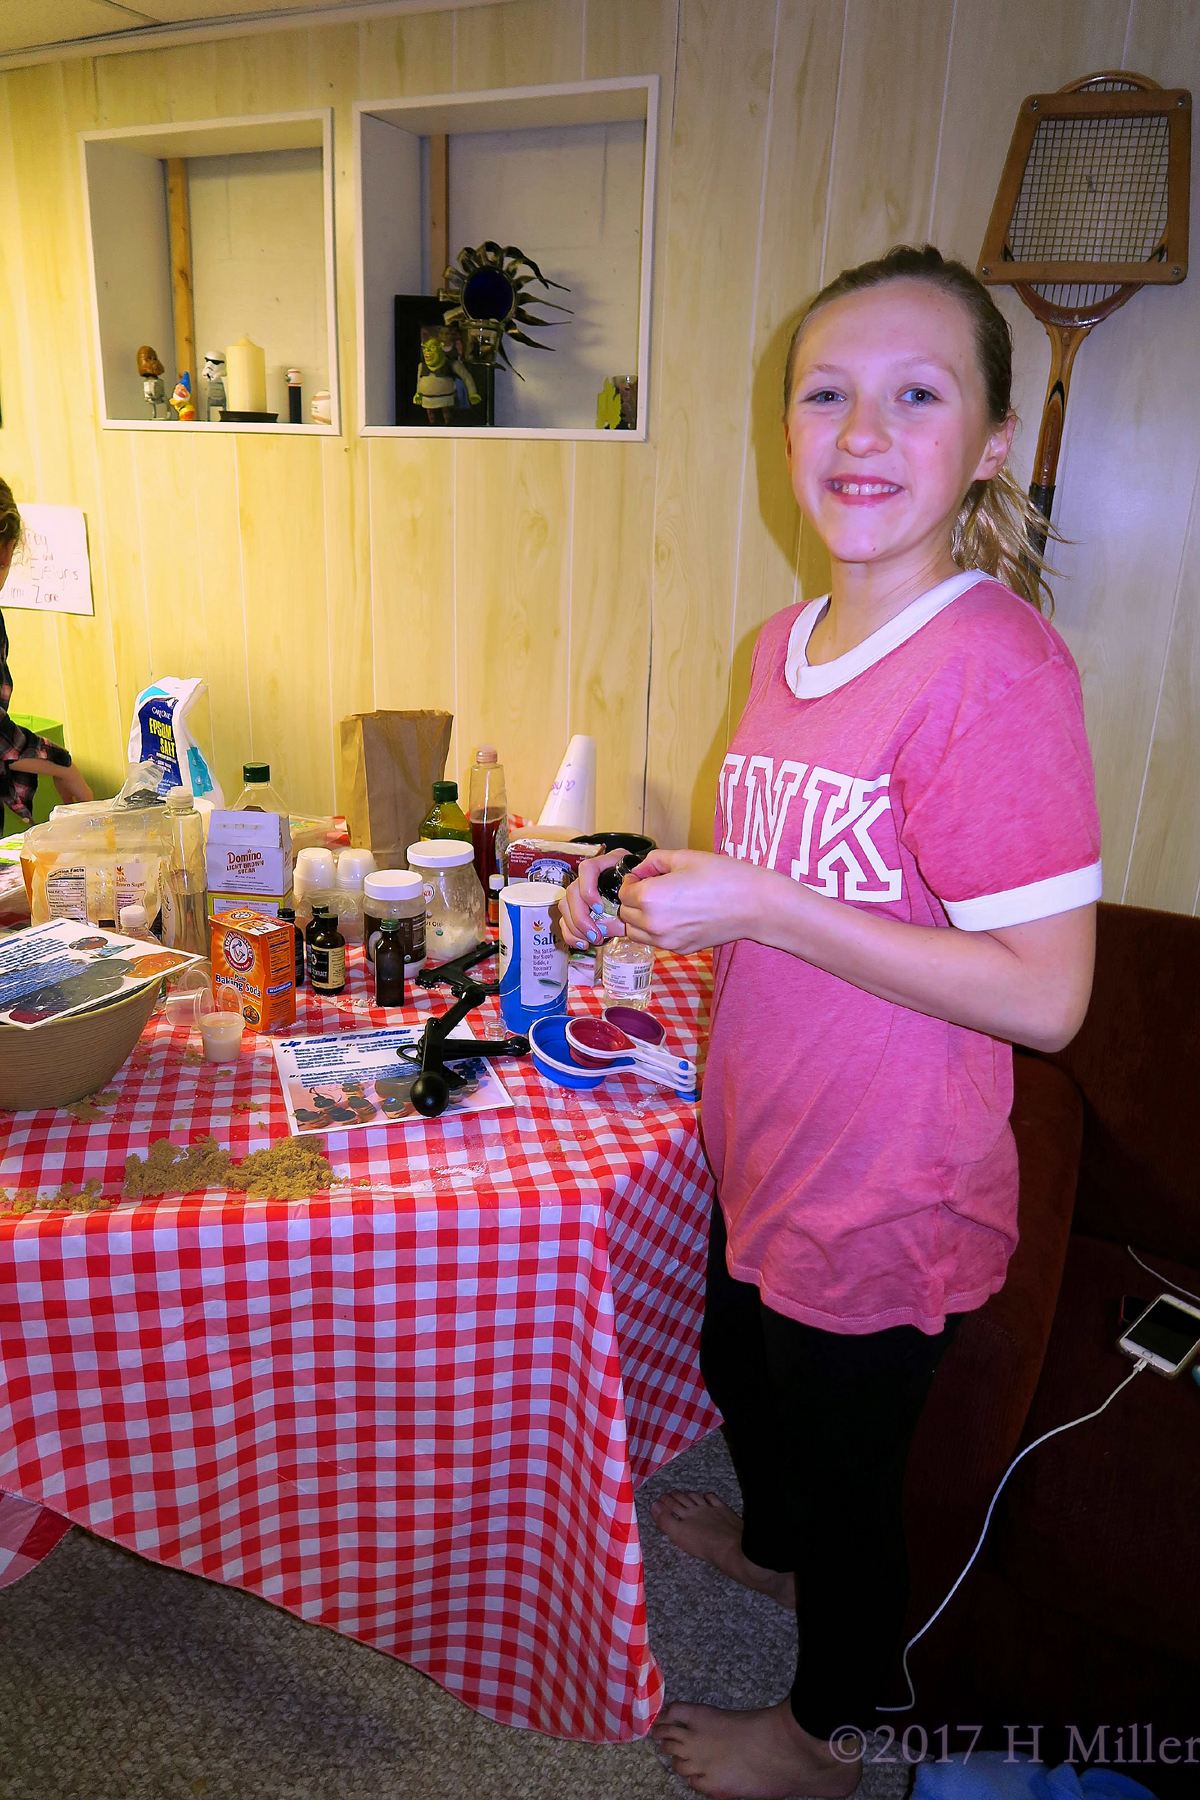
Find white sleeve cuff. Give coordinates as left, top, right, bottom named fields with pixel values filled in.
left=943, top=862, right=1103, bottom=930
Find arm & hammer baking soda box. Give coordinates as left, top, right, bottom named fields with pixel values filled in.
left=209, top=908, right=296, bottom=1031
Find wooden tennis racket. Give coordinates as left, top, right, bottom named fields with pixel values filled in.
left=978, top=72, right=1190, bottom=552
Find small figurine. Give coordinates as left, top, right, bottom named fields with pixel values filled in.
left=413, top=329, right=482, bottom=424
left=170, top=371, right=196, bottom=422
left=202, top=352, right=226, bottom=422
left=138, top=345, right=166, bottom=420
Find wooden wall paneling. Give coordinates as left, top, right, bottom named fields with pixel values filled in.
left=1112, top=0, right=1200, bottom=912
left=926, top=0, right=1130, bottom=495
left=725, top=0, right=846, bottom=752
left=818, top=0, right=955, bottom=278
left=356, top=9, right=456, bottom=101
left=1122, top=477, right=1200, bottom=913
left=582, top=0, right=680, bottom=82
left=91, top=432, right=154, bottom=762
left=1043, top=245, right=1200, bottom=892
left=454, top=0, right=587, bottom=89
left=93, top=48, right=172, bottom=128
left=188, top=435, right=254, bottom=806
left=5, top=61, right=125, bottom=794
left=178, top=30, right=313, bottom=121
left=643, top=0, right=778, bottom=849
left=311, top=23, right=375, bottom=803
left=129, top=430, right=217, bottom=769
left=453, top=441, right=572, bottom=814
left=569, top=441, right=655, bottom=831
left=366, top=436, right=456, bottom=722
left=0, top=76, right=70, bottom=742
left=234, top=436, right=334, bottom=814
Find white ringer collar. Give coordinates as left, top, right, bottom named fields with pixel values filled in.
left=784, top=570, right=989, bottom=698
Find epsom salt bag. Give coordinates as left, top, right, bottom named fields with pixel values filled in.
left=338, top=710, right=452, bottom=868
left=128, top=678, right=223, bottom=804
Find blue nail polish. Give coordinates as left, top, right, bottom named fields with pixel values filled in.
left=586, top=930, right=599, bottom=943
left=590, top=904, right=606, bottom=919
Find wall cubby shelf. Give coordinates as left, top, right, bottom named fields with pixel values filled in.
left=353, top=77, right=658, bottom=441
left=81, top=110, right=340, bottom=435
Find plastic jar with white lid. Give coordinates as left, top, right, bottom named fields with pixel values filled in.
left=406, top=840, right=487, bottom=964
left=363, top=869, right=426, bottom=969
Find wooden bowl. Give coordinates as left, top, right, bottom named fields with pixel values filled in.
left=0, top=980, right=159, bottom=1111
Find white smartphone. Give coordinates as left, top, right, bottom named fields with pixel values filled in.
left=1118, top=1292, right=1200, bottom=1377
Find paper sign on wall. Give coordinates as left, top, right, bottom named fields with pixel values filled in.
left=3, top=504, right=94, bottom=616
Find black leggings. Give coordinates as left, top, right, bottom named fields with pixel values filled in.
left=698, top=1200, right=959, bottom=1741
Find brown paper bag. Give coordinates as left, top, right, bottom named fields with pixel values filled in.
left=338, top=710, right=453, bottom=867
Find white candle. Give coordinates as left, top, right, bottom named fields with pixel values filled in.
left=225, top=336, right=267, bottom=413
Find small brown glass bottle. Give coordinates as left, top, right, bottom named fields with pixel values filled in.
left=307, top=902, right=346, bottom=995
left=280, top=905, right=305, bottom=988
left=373, top=915, right=406, bottom=1008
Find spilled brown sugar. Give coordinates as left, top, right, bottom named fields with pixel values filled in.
left=123, top=1135, right=334, bottom=1200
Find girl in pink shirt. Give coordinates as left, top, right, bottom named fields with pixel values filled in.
left=561, top=245, right=1099, bottom=1800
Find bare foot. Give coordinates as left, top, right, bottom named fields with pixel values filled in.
left=649, top=1490, right=796, bottom=1609
left=652, top=1699, right=861, bottom=1799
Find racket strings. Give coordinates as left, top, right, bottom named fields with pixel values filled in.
left=1007, top=112, right=1171, bottom=265
left=1030, top=280, right=1124, bottom=308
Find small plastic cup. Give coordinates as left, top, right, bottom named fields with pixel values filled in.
left=199, top=1009, right=244, bottom=1063
left=164, top=985, right=217, bottom=1031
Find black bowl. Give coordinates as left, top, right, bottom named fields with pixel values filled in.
left=575, top=832, right=656, bottom=861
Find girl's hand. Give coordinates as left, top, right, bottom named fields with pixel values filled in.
left=618, top=849, right=766, bottom=954
left=557, top=849, right=627, bottom=948
left=52, top=764, right=92, bottom=804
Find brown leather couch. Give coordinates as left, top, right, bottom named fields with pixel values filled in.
left=900, top=902, right=1199, bottom=1795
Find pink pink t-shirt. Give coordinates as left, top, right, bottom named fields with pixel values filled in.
left=702, top=571, right=1102, bottom=1336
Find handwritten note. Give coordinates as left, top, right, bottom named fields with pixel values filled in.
left=3, top=504, right=94, bottom=616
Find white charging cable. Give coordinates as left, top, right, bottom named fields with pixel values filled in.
left=878, top=1356, right=1149, bottom=1713
left=1127, top=1244, right=1200, bottom=1307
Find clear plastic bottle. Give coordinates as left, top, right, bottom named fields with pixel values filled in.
left=468, top=747, right=509, bottom=899
left=161, top=787, right=209, bottom=956
left=418, top=780, right=472, bottom=843
left=601, top=939, right=654, bottom=1008
left=232, top=762, right=289, bottom=815
left=119, top=903, right=157, bottom=943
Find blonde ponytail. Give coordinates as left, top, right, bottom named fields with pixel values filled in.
left=952, top=467, right=1059, bottom=615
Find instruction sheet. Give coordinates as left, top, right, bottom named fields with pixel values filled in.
left=0, top=920, right=201, bottom=1028
left=272, top=1024, right=513, bottom=1135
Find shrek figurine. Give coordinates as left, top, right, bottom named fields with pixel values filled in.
left=414, top=331, right=482, bottom=423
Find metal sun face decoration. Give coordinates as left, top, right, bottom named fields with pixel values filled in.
left=439, top=241, right=570, bottom=375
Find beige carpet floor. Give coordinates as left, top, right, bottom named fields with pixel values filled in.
left=0, top=1430, right=913, bottom=1799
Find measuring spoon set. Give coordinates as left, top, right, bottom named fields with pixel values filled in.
left=529, top=1004, right=697, bottom=1101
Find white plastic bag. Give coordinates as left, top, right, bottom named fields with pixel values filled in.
left=127, top=678, right=224, bottom=805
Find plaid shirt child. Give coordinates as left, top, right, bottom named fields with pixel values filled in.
left=0, top=609, right=72, bottom=824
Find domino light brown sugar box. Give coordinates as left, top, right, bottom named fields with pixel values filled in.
left=210, top=908, right=296, bottom=1032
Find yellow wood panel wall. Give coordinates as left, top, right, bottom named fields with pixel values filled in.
left=1, top=0, right=1200, bottom=916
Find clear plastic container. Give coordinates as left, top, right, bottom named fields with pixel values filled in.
left=334, top=847, right=377, bottom=945
left=363, top=869, right=426, bottom=969
left=293, top=846, right=337, bottom=930
left=162, top=787, right=209, bottom=955
left=407, top=840, right=486, bottom=964
left=232, top=762, right=289, bottom=816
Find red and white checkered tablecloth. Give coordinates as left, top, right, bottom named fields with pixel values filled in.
left=0, top=950, right=718, bottom=1741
